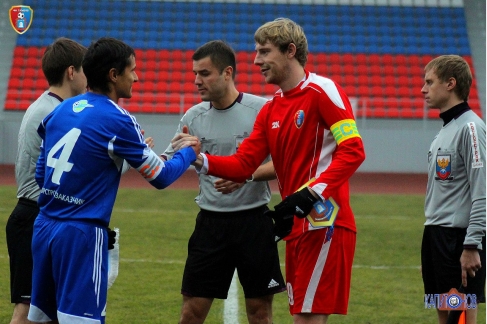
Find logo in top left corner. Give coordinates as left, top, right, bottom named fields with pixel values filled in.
left=9, top=6, right=33, bottom=34
left=73, top=100, right=94, bottom=113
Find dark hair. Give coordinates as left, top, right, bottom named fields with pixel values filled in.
left=41, top=37, right=87, bottom=86
left=192, top=40, right=236, bottom=78
left=82, top=37, right=135, bottom=93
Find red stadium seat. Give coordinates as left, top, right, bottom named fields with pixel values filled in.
left=327, top=53, right=341, bottom=65
left=156, top=70, right=170, bottom=81
left=143, top=70, right=157, bottom=82
left=145, top=49, right=157, bottom=61
left=236, top=51, right=250, bottom=62
left=251, top=72, right=264, bottom=84
left=171, top=60, right=184, bottom=71
left=383, top=75, right=396, bottom=87
left=396, top=65, right=409, bottom=76
left=368, top=75, right=381, bottom=87
left=394, top=54, right=408, bottom=66
left=370, top=85, right=383, bottom=97
left=381, top=54, right=394, bottom=65
left=397, top=86, right=412, bottom=98
left=183, top=82, right=195, bottom=93
left=328, top=64, right=342, bottom=76
left=368, top=64, right=382, bottom=76
left=382, top=65, right=395, bottom=76
left=144, top=60, right=157, bottom=70
left=10, top=67, right=22, bottom=78
left=384, top=86, right=397, bottom=98
left=355, top=54, right=367, bottom=65
left=8, top=77, right=22, bottom=89
left=342, top=53, right=354, bottom=65
left=357, top=85, right=369, bottom=98
left=368, top=54, right=381, bottom=66
left=14, top=46, right=25, bottom=56
left=12, top=56, right=24, bottom=67
left=355, top=74, right=369, bottom=87
left=158, top=50, right=171, bottom=61
left=171, top=49, right=184, bottom=61
left=342, top=74, right=357, bottom=87
left=26, top=47, right=41, bottom=57
left=26, top=57, right=40, bottom=68
left=343, top=64, right=355, bottom=76
left=23, top=67, right=36, bottom=79
left=170, top=71, right=184, bottom=82
left=356, top=64, right=368, bottom=76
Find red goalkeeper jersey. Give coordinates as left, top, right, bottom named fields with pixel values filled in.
left=206, top=70, right=365, bottom=239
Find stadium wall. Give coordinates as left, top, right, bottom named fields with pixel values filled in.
left=0, top=0, right=484, bottom=174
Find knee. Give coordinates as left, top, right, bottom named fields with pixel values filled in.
left=179, top=299, right=211, bottom=324
left=246, top=299, right=273, bottom=324
left=179, top=309, right=207, bottom=324
left=247, top=311, right=272, bottom=324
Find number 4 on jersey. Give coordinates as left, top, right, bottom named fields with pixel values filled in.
left=46, top=128, right=81, bottom=184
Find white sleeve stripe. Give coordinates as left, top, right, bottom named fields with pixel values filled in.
left=108, top=100, right=145, bottom=143
left=467, top=122, right=484, bottom=168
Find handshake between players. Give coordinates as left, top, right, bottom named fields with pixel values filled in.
left=171, top=129, right=320, bottom=243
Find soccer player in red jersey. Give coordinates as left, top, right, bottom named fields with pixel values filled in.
left=172, top=18, right=365, bottom=323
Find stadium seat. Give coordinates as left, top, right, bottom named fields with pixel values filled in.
left=4, top=1, right=479, bottom=120
left=10, top=67, right=22, bottom=79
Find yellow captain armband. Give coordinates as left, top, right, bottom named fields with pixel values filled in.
left=330, top=119, right=361, bottom=145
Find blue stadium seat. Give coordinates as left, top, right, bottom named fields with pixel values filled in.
left=8, top=1, right=477, bottom=118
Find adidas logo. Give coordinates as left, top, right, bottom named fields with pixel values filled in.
left=268, top=279, right=279, bottom=288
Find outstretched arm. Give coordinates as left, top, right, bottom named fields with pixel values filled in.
left=214, top=161, right=276, bottom=194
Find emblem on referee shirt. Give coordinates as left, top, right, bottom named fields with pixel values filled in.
left=435, top=154, right=453, bottom=180
left=9, top=5, right=33, bottom=34
left=294, top=110, right=305, bottom=129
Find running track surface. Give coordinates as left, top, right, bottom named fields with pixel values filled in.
left=0, top=164, right=426, bottom=195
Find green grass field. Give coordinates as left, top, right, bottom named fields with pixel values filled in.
left=0, top=186, right=484, bottom=323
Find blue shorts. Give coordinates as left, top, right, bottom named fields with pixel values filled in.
left=28, top=214, right=108, bottom=323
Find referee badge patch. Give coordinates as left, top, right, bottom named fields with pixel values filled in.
left=435, top=154, right=453, bottom=180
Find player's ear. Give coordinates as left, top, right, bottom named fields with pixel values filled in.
left=287, top=43, right=297, bottom=58
left=223, top=66, right=233, bottom=80
left=108, top=68, right=118, bottom=83
left=446, top=77, right=456, bottom=91
left=66, top=65, right=75, bottom=81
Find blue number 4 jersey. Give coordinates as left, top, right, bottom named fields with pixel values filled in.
left=35, top=92, right=196, bottom=226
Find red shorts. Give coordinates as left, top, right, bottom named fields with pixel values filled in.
left=285, top=226, right=356, bottom=315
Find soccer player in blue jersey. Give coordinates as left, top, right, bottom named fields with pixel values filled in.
left=6, top=37, right=87, bottom=324
left=27, top=37, right=200, bottom=324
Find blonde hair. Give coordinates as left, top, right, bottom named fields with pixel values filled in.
left=254, top=18, right=308, bottom=67
left=425, top=55, right=472, bottom=101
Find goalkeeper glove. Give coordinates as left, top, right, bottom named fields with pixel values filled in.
left=264, top=209, right=294, bottom=242
left=108, top=228, right=117, bottom=250
left=274, top=187, right=318, bottom=219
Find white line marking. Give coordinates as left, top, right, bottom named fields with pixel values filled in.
left=224, top=270, right=239, bottom=324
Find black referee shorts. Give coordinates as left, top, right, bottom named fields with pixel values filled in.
left=421, top=225, right=486, bottom=303
left=6, top=198, right=39, bottom=304
left=181, top=205, right=286, bottom=299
